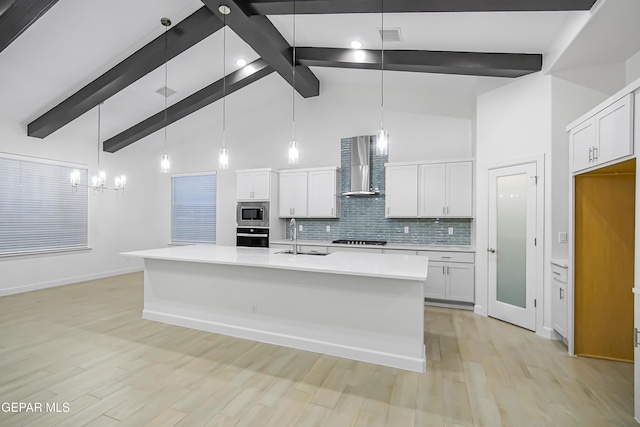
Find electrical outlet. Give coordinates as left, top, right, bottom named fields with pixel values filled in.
left=448, top=227, right=454, bottom=235
left=299, top=225, right=303, bottom=232
left=558, top=232, right=567, bottom=243
left=404, top=226, right=409, bottom=234
left=326, top=225, right=330, bottom=232
left=251, top=304, right=257, bottom=314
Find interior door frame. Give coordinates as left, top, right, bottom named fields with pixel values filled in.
left=485, top=154, right=545, bottom=335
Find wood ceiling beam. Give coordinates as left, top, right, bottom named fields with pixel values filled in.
left=28, top=7, right=222, bottom=139
left=0, top=0, right=59, bottom=54
left=295, top=47, right=542, bottom=78
left=246, top=0, right=598, bottom=15
left=201, top=0, right=319, bottom=98
left=103, top=59, right=273, bottom=153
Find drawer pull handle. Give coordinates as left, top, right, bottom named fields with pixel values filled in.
left=553, top=271, right=561, bottom=276
left=441, top=256, right=451, bottom=259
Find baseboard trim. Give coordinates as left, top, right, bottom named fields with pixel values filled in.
left=143, top=309, right=427, bottom=373
left=0, top=267, right=143, bottom=297
left=538, top=326, right=556, bottom=339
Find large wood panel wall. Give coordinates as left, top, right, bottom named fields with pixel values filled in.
left=575, top=159, right=635, bottom=362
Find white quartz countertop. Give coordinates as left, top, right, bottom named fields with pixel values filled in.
left=270, top=239, right=475, bottom=252
left=122, top=244, right=428, bottom=281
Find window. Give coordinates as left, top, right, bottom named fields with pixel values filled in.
left=171, top=173, right=216, bottom=244
left=0, top=154, right=88, bottom=256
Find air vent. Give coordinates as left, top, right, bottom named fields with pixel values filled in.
left=378, top=27, right=402, bottom=42
left=156, top=86, right=176, bottom=97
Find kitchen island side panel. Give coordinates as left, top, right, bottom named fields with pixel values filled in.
left=142, top=258, right=426, bottom=372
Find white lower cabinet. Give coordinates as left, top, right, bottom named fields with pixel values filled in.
left=551, top=262, right=568, bottom=338
left=418, top=251, right=475, bottom=303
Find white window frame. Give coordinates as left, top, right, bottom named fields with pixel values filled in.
left=0, top=152, right=89, bottom=258
left=170, top=171, right=217, bottom=245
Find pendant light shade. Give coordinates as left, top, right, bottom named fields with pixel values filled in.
left=376, top=129, right=388, bottom=156
left=377, top=0, right=389, bottom=156
left=219, top=148, right=229, bottom=169
left=288, top=140, right=299, bottom=164
left=160, top=17, right=171, bottom=174
left=160, top=153, right=171, bottom=174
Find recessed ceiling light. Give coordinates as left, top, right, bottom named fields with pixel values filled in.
left=236, top=58, right=247, bottom=67
left=354, top=50, right=366, bottom=62
left=350, top=40, right=362, bottom=49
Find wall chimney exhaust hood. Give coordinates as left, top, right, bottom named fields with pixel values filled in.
left=342, top=136, right=378, bottom=196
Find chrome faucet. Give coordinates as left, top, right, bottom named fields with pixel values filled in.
left=290, top=218, right=297, bottom=255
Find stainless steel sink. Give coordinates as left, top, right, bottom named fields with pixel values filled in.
left=275, top=250, right=329, bottom=256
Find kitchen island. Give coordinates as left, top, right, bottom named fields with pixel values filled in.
left=122, top=244, right=428, bottom=372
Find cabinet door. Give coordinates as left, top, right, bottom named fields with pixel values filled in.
left=596, top=94, right=634, bottom=165
left=551, top=280, right=567, bottom=337
left=419, top=164, right=446, bottom=217
left=446, top=162, right=473, bottom=217
left=279, top=173, right=294, bottom=217
left=386, top=165, right=418, bottom=217
left=291, top=172, right=308, bottom=217
left=570, top=118, right=596, bottom=173
left=446, top=263, right=474, bottom=302
left=237, top=173, right=254, bottom=200
left=308, top=170, right=337, bottom=217
left=425, top=262, right=446, bottom=299
left=251, top=171, right=271, bottom=200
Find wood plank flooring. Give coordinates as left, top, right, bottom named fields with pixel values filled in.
left=0, top=272, right=635, bottom=426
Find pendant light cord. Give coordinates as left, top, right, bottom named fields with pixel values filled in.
left=380, top=0, right=384, bottom=130
left=97, top=103, right=101, bottom=169
left=222, top=12, right=227, bottom=148
left=163, top=22, right=169, bottom=153
left=292, top=0, right=296, bottom=143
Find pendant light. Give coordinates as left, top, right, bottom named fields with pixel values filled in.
left=377, top=0, right=389, bottom=156
left=91, top=103, right=106, bottom=190
left=218, top=5, right=230, bottom=170
left=160, top=17, right=171, bottom=174
left=288, top=0, right=299, bottom=164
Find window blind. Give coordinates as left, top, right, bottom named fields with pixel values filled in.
left=0, top=156, right=88, bottom=256
left=171, top=173, right=216, bottom=244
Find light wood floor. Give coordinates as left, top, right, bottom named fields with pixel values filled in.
left=0, top=273, right=635, bottom=427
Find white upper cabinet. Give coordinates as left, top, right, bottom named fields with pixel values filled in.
left=308, top=169, right=340, bottom=218
left=237, top=170, right=272, bottom=200
left=419, top=164, right=446, bottom=217
left=415, top=161, right=473, bottom=218
left=279, top=171, right=308, bottom=218
left=446, top=162, right=473, bottom=217
left=385, top=165, right=418, bottom=217
left=570, top=93, right=634, bottom=173
left=278, top=167, right=340, bottom=218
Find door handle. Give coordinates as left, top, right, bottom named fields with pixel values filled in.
left=559, top=288, right=564, bottom=300
left=446, top=266, right=449, bottom=275
left=446, top=206, right=449, bottom=215
left=593, top=146, right=598, bottom=161
left=635, top=328, right=639, bottom=348
left=442, top=266, right=445, bottom=274
left=442, top=206, right=445, bottom=215
left=589, top=147, right=593, bottom=162
left=487, top=248, right=496, bottom=253
left=331, top=208, right=334, bottom=216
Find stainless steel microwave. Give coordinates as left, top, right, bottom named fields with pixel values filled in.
left=236, top=201, right=269, bottom=227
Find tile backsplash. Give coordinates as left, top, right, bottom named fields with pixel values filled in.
left=283, top=137, right=472, bottom=245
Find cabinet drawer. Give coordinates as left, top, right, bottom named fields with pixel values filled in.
left=383, top=249, right=417, bottom=255
left=551, top=264, right=568, bottom=283
left=417, top=251, right=474, bottom=263
left=298, top=245, right=328, bottom=254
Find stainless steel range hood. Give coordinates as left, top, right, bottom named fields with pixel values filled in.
left=342, top=135, right=378, bottom=196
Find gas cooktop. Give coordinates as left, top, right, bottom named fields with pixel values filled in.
left=331, top=239, right=387, bottom=246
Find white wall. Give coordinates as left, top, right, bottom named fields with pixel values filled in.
left=0, top=118, right=163, bottom=295
left=475, top=72, right=553, bottom=336
left=152, top=71, right=474, bottom=246
left=626, top=49, right=640, bottom=84
left=550, top=77, right=610, bottom=260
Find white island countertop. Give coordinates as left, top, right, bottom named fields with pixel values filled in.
left=122, top=244, right=428, bottom=281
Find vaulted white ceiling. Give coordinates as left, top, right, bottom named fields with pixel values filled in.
left=0, top=0, right=637, bottom=146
